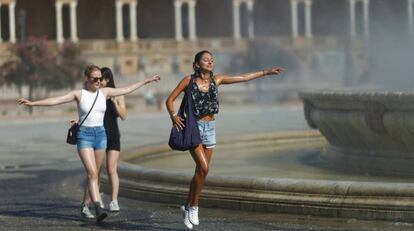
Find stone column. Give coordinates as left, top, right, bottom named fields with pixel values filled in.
left=9, top=1, right=16, bottom=43
left=409, top=0, right=414, bottom=35
left=55, top=1, right=64, bottom=43
left=233, top=0, right=241, bottom=39
left=130, top=1, right=138, bottom=41
left=0, top=3, right=2, bottom=43
left=69, top=1, right=78, bottom=43
left=363, top=0, right=369, bottom=37
left=246, top=0, right=255, bottom=40
left=291, top=0, right=298, bottom=38
left=115, top=1, right=124, bottom=42
left=188, top=0, right=197, bottom=40
left=174, top=0, right=183, bottom=41
left=349, top=0, right=356, bottom=36
left=305, top=0, right=312, bottom=38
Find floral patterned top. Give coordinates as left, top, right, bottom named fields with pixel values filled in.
left=191, top=76, right=219, bottom=118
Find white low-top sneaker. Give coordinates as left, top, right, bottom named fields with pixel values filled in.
left=180, top=205, right=193, bottom=230
left=81, top=204, right=95, bottom=219
left=188, top=206, right=199, bottom=225
left=109, top=200, right=120, bottom=212
left=99, top=197, right=104, bottom=209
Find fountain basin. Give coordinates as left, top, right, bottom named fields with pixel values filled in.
left=103, top=131, right=414, bottom=221
left=300, top=90, right=414, bottom=176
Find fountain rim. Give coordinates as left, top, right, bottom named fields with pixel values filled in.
left=299, top=90, right=414, bottom=98
left=117, top=131, right=414, bottom=197
left=299, top=90, right=414, bottom=109
left=103, top=131, right=414, bottom=221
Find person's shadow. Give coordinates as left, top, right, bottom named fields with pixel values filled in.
left=0, top=168, right=185, bottom=231
left=0, top=201, right=186, bottom=231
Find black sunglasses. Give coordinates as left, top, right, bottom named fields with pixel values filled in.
left=89, top=77, right=103, bottom=82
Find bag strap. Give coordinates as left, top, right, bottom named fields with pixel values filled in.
left=177, top=75, right=194, bottom=117
left=78, top=90, right=100, bottom=127
left=185, top=75, right=195, bottom=110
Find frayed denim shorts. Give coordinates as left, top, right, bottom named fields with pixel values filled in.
left=197, top=120, right=216, bottom=149
left=77, top=126, right=107, bottom=150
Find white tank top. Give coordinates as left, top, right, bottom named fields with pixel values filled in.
left=78, top=89, right=107, bottom=127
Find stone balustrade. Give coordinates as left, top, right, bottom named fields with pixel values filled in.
left=0, top=36, right=368, bottom=76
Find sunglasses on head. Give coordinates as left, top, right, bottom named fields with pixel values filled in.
left=89, top=77, right=103, bottom=82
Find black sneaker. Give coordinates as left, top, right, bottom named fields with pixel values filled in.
left=95, top=202, right=108, bottom=222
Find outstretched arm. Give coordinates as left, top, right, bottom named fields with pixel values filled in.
left=102, top=75, right=160, bottom=98
left=17, top=90, right=79, bottom=106
left=215, top=67, right=284, bottom=85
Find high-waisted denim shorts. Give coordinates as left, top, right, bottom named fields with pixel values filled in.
left=197, top=120, right=216, bottom=149
left=77, top=126, right=107, bottom=150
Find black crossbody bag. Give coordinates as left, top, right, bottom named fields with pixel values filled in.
left=66, top=91, right=99, bottom=145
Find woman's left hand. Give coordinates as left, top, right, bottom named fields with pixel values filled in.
left=69, top=119, right=78, bottom=126
left=147, top=75, right=161, bottom=83
left=171, top=115, right=185, bottom=131
left=264, top=67, right=284, bottom=76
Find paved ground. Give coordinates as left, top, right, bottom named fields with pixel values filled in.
left=1, top=104, right=413, bottom=230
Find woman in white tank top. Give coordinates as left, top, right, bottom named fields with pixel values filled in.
left=18, top=64, right=160, bottom=222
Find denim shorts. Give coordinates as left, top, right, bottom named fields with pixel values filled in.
left=77, top=126, right=107, bottom=150
left=197, top=120, right=216, bottom=149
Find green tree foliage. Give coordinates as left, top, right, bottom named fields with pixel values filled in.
left=53, top=41, right=85, bottom=92
left=0, top=36, right=85, bottom=100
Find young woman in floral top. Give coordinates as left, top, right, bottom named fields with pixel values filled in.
left=165, top=50, right=283, bottom=230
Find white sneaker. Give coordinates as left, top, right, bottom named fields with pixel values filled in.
left=81, top=204, right=95, bottom=219
left=109, top=200, right=120, bottom=212
left=188, top=206, right=199, bottom=226
left=180, top=205, right=193, bottom=230
left=99, top=197, right=105, bottom=209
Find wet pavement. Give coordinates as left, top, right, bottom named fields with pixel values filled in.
left=2, top=163, right=414, bottom=231
left=1, top=104, right=413, bottom=230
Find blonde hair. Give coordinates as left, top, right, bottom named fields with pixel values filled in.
left=84, top=64, right=100, bottom=77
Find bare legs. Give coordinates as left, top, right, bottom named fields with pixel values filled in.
left=82, top=149, right=120, bottom=204
left=80, top=149, right=106, bottom=204
left=106, top=150, right=120, bottom=201
left=186, top=144, right=213, bottom=207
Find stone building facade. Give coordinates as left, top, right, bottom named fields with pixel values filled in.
left=0, top=0, right=412, bottom=78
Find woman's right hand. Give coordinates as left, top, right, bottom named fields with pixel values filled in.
left=171, top=114, right=185, bottom=131
left=17, top=98, right=33, bottom=106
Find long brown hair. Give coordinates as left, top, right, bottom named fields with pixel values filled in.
left=101, top=67, right=116, bottom=88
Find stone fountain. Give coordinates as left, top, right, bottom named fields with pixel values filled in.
left=300, top=90, right=414, bottom=176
